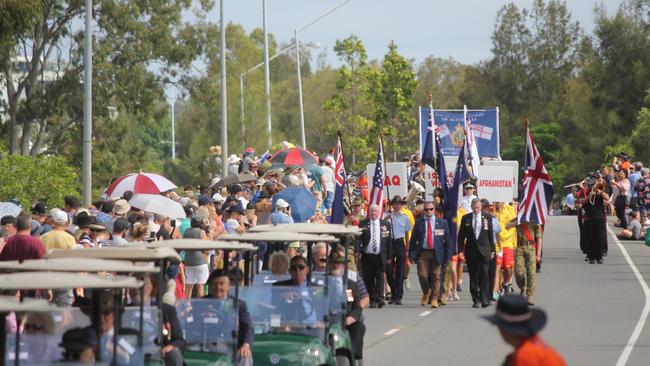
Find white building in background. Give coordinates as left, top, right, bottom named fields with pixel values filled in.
left=0, top=56, right=64, bottom=123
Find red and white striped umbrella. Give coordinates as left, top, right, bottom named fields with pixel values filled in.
left=103, top=173, right=177, bottom=199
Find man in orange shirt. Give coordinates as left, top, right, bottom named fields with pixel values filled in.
left=483, top=294, right=566, bottom=366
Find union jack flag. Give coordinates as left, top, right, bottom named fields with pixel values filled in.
left=331, top=136, right=347, bottom=224
left=368, top=142, right=385, bottom=217
left=517, top=127, right=554, bottom=224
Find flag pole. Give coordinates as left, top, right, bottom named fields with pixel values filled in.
left=337, top=131, right=354, bottom=216
left=428, top=93, right=437, bottom=171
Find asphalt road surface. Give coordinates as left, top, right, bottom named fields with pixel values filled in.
left=362, top=216, right=650, bottom=365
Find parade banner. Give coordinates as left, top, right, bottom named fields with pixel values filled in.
left=424, top=157, right=457, bottom=199
left=366, top=162, right=408, bottom=199
left=419, top=107, right=500, bottom=158
left=476, top=165, right=518, bottom=203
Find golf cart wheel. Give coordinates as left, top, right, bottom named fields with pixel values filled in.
left=335, top=354, right=351, bottom=366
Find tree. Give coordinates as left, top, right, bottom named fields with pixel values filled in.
left=324, top=34, right=375, bottom=167
left=0, top=155, right=79, bottom=207
left=367, top=41, right=418, bottom=162
left=1, top=0, right=210, bottom=158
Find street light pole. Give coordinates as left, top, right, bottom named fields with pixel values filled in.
left=240, top=43, right=317, bottom=154
left=294, top=0, right=351, bottom=149
left=171, top=92, right=176, bottom=160
left=82, top=0, right=93, bottom=206
left=220, top=0, right=228, bottom=176
left=262, top=0, right=272, bottom=149
left=294, top=30, right=305, bottom=148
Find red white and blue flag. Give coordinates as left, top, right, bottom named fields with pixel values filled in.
left=330, top=136, right=347, bottom=224
left=368, top=141, right=385, bottom=217
left=464, top=105, right=481, bottom=178
left=517, top=127, right=554, bottom=224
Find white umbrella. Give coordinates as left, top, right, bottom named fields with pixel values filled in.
left=103, top=172, right=177, bottom=199
left=128, top=194, right=186, bottom=219
left=0, top=202, right=22, bottom=218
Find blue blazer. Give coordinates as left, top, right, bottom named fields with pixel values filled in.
left=409, top=215, right=452, bottom=265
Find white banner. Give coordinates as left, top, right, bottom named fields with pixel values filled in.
left=476, top=165, right=518, bottom=203
left=367, top=162, right=408, bottom=199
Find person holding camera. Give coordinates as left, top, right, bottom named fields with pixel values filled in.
left=271, top=199, right=294, bottom=225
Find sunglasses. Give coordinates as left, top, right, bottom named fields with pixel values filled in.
left=423, top=208, right=435, bottom=212
left=290, top=264, right=306, bottom=271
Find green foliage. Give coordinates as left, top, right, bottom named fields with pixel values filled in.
left=630, top=107, right=650, bottom=162
left=0, top=155, right=79, bottom=207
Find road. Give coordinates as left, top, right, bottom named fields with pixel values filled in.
left=362, top=216, right=650, bottom=365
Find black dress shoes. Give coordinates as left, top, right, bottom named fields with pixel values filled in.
left=481, top=301, right=492, bottom=308
left=472, top=302, right=480, bottom=308
left=393, top=299, right=402, bottom=305
left=369, top=302, right=377, bottom=309
left=378, top=301, right=385, bottom=308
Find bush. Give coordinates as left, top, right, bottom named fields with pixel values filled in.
left=0, top=155, right=80, bottom=208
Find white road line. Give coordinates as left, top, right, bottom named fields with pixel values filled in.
left=607, top=226, right=650, bottom=366
left=418, top=311, right=432, bottom=317
left=383, top=328, right=400, bottom=336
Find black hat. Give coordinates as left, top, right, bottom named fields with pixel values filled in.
left=389, top=195, right=407, bottom=205
left=480, top=198, right=491, bottom=206
left=328, top=250, right=347, bottom=264
left=228, top=184, right=244, bottom=194
left=482, top=294, right=547, bottom=338
left=32, top=202, right=48, bottom=215
left=619, top=152, right=630, bottom=160
left=59, top=327, right=98, bottom=352
left=73, top=211, right=95, bottom=229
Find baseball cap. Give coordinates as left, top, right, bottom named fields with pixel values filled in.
left=49, top=209, right=69, bottom=226
left=276, top=198, right=290, bottom=209
left=32, top=202, right=48, bottom=215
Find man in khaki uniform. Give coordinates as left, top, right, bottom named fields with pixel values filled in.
left=514, top=221, right=542, bottom=305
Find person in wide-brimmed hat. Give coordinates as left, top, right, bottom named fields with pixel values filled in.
left=483, top=294, right=565, bottom=366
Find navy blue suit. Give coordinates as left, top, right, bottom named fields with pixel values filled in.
left=409, top=215, right=451, bottom=302
left=409, top=216, right=452, bottom=264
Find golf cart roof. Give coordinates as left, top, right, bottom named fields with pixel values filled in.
left=249, top=223, right=362, bottom=235
left=144, top=238, right=257, bottom=251
left=0, top=295, right=57, bottom=313
left=0, top=257, right=159, bottom=273
left=46, top=246, right=181, bottom=264
left=0, top=271, right=143, bottom=290
left=220, top=231, right=338, bottom=243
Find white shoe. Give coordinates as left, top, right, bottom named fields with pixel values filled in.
left=404, top=278, right=411, bottom=290
left=453, top=292, right=461, bottom=300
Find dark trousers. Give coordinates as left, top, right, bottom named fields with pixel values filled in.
left=362, top=253, right=384, bottom=304
left=578, top=217, right=587, bottom=254
left=386, top=240, right=406, bottom=300
left=465, top=249, right=490, bottom=304
left=615, top=198, right=628, bottom=228
left=164, top=347, right=184, bottom=366
left=587, top=219, right=607, bottom=260
left=488, top=254, right=497, bottom=298
left=347, top=320, right=366, bottom=359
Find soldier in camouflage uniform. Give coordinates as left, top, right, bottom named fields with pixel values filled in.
left=514, top=221, right=542, bottom=305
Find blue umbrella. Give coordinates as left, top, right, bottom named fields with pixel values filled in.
left=272, top=187, right=317, bottom=223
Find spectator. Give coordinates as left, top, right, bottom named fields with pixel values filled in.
left=111, top=218, right=130, bottom=247
left=635, top=168, right=650, bottom=214
left=40, top=209, right=76, bottom=251
left=617, top=211, right=643, bottom=240
left=1, top=216, right=18, bottom=238
left=0, top=214, right=45, bottom=261
left=629, top=162, right=643, bottom=211
left=270, top=199, right=294, bottom=225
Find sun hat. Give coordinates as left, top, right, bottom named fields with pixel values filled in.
left=482, top=294, right=547, bottom=338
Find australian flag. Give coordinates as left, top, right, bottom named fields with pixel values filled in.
left=445, top=140, right=471, bottom=254
left=435, top=129, right=449, bottom=200
left=421, top=108, right=436, bottom=170
left=331, top=136, right=347, bottom=224
left=368, top=142, right=385, bottom=217
left=517, top=127, right=554, bottom=224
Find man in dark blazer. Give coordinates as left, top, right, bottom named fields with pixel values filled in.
left=458, top=198, right=496, bottom=308
left=358, top=204, right=392, bottom=308
left=329, top=248, right=366, bottom=362
left=204, top=269, right=254, bottom=365
left=409, top=201, right=451, bottom=308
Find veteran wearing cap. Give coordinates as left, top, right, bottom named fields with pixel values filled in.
left=483, top=294, right=565, bottom=366
left=328, top=248, right=366, bottom=363
left=385, top=195, right=412, bottom=305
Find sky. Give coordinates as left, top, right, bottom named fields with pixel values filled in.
left=208, top=0, right=625, bottom=67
